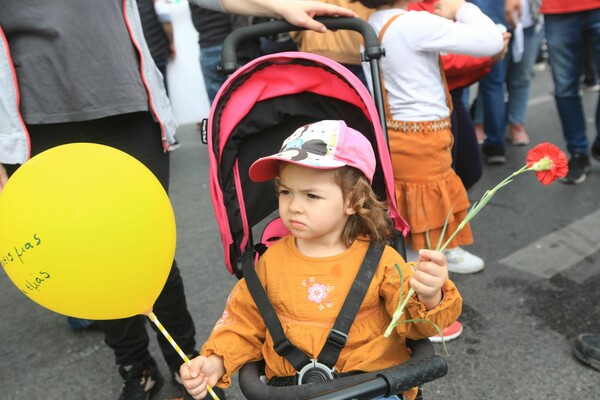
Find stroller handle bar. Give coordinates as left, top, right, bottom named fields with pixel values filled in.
left=221, top=17, right=384, bottom=74
left=238, top=339, right=448, bottom=400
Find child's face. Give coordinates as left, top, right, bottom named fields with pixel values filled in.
left=277, top=164, right=354, bottom=250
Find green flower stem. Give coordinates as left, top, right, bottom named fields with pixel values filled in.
left=384, top=287, right=415, bottom=337
left=385, top=164, right=534, bottom=338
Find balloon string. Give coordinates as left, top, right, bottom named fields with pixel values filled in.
left=147, top=311, right=220, bottom=400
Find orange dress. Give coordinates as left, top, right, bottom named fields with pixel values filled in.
left=201, top=236, right=462, bottom=400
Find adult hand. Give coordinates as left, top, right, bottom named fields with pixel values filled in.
left=504, top=0, right=522, bottom=29
left=0, top=163, right=8, bottom=193
left=222, top=0, right=357, bottom=33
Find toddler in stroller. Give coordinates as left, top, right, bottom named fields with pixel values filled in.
left=188, top=17, right=462, bottom=400
left=181, top=120, right=462, bottom=399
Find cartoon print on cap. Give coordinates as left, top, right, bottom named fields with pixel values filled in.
left=277, top=122, right=340, bottom=166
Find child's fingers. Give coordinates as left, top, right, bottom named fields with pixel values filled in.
left=182, top=374, right=210, bottom=399
left=188, top=381, right=209, bottom=400
left=416, top=261, right=448, bottom=280
left=180, top=363, right=192, bottom=380
left=417, top=249, right=446, bottom=265
left=409, top=276, right=438, bottom=299
left=412, top=269, right=442, bottom=289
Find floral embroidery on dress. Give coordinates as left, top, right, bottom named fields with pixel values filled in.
left=304, top=277, right=335, bottom=310
left=308, top=283, right=328, bottom=304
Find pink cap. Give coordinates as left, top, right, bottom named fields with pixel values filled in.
left=249, top=120, right=376, bottom=183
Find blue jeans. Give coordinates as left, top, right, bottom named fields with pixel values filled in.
left=200, top=44, right=227, bottom=104
left=470, top=0, right=508, bottom=147
left=544, top=9, right=600, bottom=155
left=476, top=59, right=507, bottom=146
left=505, top=23, right=545, bottom=125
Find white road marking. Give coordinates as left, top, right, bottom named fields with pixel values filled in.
left=500, top=209, right=600, bottom=278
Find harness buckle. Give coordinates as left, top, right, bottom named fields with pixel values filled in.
left=297, top=359, right=337, bottom=385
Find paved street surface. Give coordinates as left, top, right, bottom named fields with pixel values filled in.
left=1, top=66, right=599, bottom=399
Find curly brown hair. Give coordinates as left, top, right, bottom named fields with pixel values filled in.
left=331, top=166, right=393, bottom=246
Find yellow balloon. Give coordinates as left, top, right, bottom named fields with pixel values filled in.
left=0, top=143, right=176, bottom=319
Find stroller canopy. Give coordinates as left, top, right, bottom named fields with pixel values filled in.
left=207, top=51, right=409, bottom=275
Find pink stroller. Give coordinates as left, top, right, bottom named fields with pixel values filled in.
left=206, top=18, right=448, bottom=400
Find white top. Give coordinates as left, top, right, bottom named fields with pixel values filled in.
left=364, top=3, right=503, bottom=121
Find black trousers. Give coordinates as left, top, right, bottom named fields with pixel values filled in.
left=9, top=112, right=196, bottom=373
left=449, top=87, right=483, bottom=190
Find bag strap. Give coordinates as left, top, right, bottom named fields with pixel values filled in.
left=242, top=242, right=385, bottom=372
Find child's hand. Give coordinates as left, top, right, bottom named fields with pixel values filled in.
left=409, top=249, right=448, bottom=310
left=434, top=0, right=467, bottom=21
left=492, top=31, right=512, bottom=63
left=179, top=355, right=225, bottom=399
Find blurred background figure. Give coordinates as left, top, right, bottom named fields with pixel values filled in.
left=503, top=0, right=544, bottom=146
left=537, top=0, right=600, bottom=184
left=470, top=0, right=511, bottom=165
left=582, top=30, right=600, bottom=93
left=188, top=4, right=261, bottom=105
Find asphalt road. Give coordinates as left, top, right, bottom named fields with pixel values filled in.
left=1, top=65, right=599, bottom=400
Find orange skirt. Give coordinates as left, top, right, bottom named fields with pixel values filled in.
left=388, top=124, right=473, bottom=251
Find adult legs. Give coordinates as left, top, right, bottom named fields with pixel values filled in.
left=544, top=13, right=588, bottom=155
left=470, top=0, right=509, bottom=162
left=582, top=30, right=600, bottom=89
left=479, top=59, right=508, bottom=162
left=545, top=9, right=600, bottom=183
left=587, top=9, right=600, bottom=154
left=450, top=87, right=483, bottom=190
left=200, top=44, right=227, bottom=104
left=26, top=111, right=197, bottom=380
left=506, top=24, right=545, bottom=127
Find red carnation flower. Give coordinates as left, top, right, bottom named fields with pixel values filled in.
left=526, top=142, right=569, bottom=185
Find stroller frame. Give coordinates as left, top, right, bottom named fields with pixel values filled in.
left=207, top=17, right=448, bottom=400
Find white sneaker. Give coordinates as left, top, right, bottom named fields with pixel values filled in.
left=443, top=247, right=485, bottom=274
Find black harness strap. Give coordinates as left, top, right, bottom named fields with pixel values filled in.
left=317, top=242, right=384, bottom=369
left=242, top=242, right=385, bottom=374
left=242, top=248, right=311, bottom=371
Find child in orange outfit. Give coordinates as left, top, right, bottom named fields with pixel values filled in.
left=179, top=120, right=462, bottom=400
left=356, top=0, right=503, bottom=274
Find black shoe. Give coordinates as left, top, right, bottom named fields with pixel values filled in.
left=560, top=153, right=591, bottom=184
left=482, top=143, right=506, bottom=165
left=592, top=141, right=600, bottom=162
left=118, top=361, right=163, bottom=400
left=573, top=333, right=600, bottom=371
